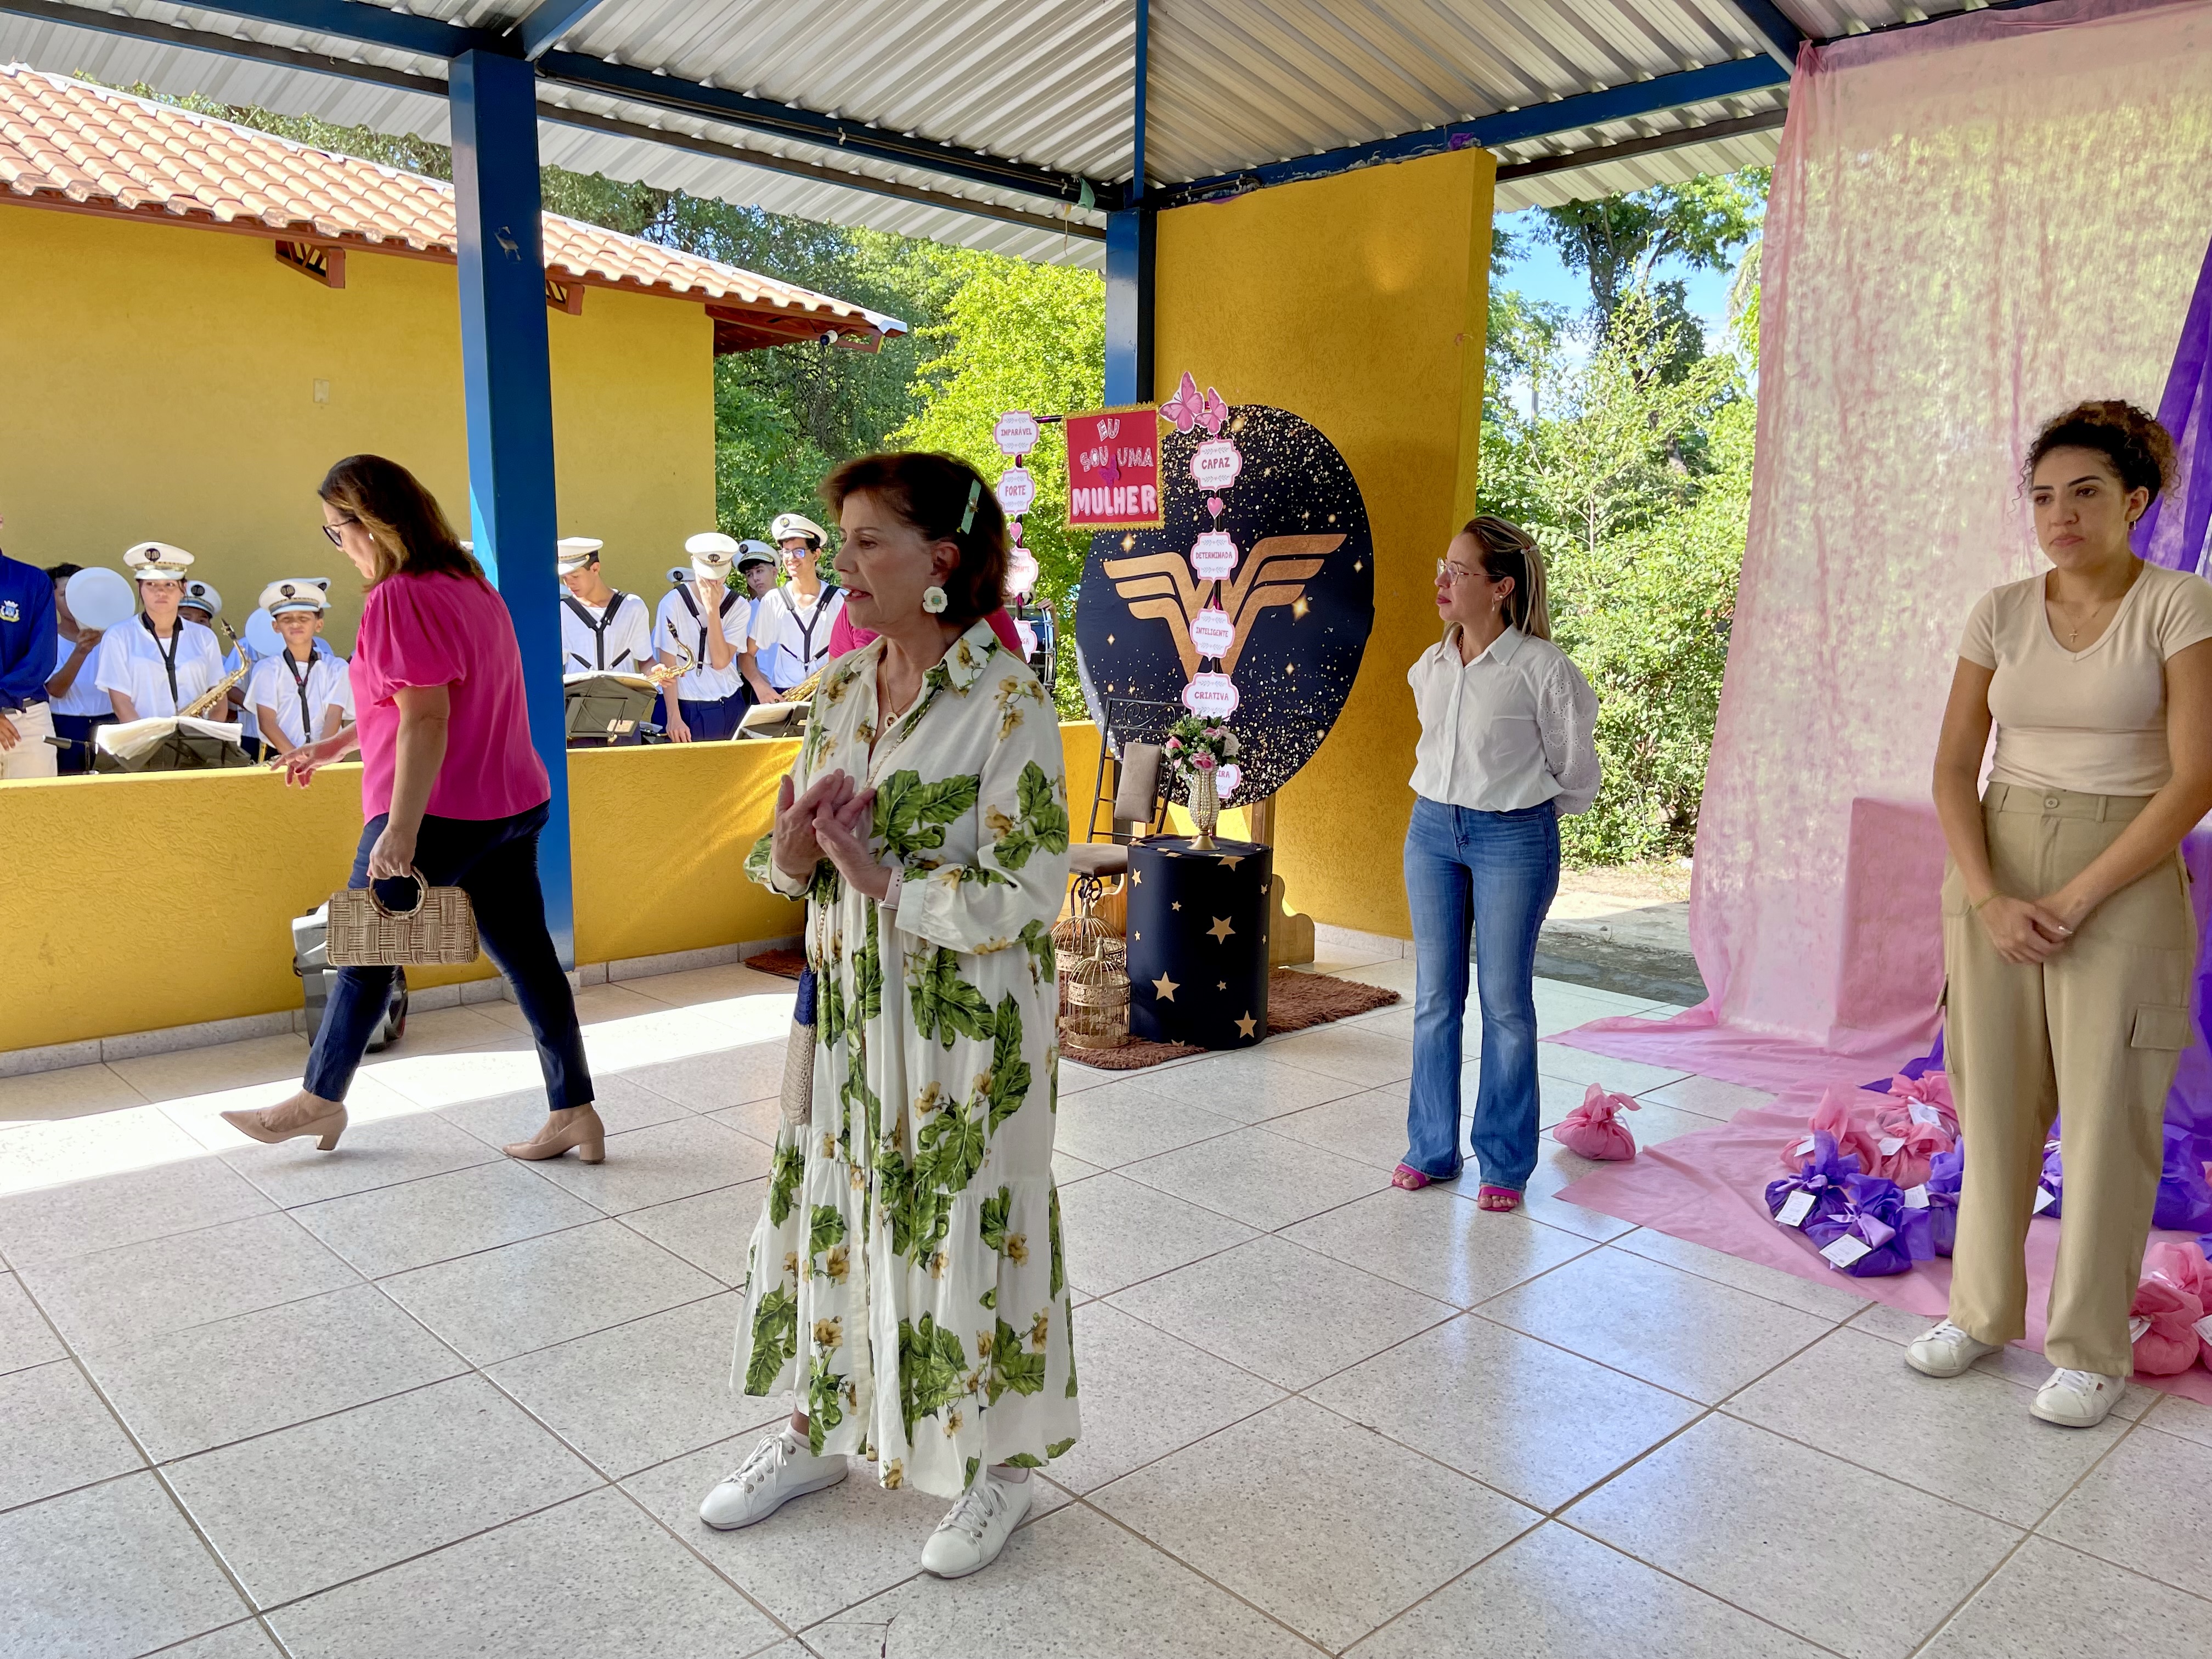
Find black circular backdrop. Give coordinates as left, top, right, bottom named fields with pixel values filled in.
left=1074, top=404, right=1374, bottom=802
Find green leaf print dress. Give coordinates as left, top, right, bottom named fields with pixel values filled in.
left=735, top=620, right=1079, bottom=1498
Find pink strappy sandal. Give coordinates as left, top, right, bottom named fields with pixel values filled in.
left=1391, top=1164, right=1434, bottom=1191
left=1476, top=1185, right=1522, bottom=1212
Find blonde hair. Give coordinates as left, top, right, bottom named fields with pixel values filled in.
left=1461, top=515, right=1553, bottom=640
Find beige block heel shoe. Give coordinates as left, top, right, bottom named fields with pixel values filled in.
left=221, top=1098, right=348, bottom=1152
left=504, top=1105, right=606, bottom=1164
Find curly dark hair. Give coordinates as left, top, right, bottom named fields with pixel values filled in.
left=821, top=452, right=1008, bottom=626
left=2023, top=400, right=2176, bottom=510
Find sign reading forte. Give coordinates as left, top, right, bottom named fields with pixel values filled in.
left=1064, top=405, right=1164, bottom=530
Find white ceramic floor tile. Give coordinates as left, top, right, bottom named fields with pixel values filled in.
left=1533, top=981, right=1653, bottom=1037
left=618, top=1177, right=766, bottom=1287
left=17, top=1210, right=360, bottom=1352
left=1261, top=1024, right=1415, bottom=1086
left=268, top=1485, right=783, bottom=1659
left=159, top=1074, right=422, bottom=1151
left=290, top=1158, right=603, bottom=1279
left=107, top=1036, right=312, bottom=1105
left=1639, top=1073, right=1775, bottom=1119
left=1107, top=1235, right=1453, bottom=1391
left=1053, top=1148, right=1102, bottom=1186
left=1347, top=1520, right=1830, bottom=1659
left=221, top=1110, right=496, bottom=1208
left=480, top=983, right=669, bottom=1033
left=1281, top=1188, right=1595, bottom=1307
left=706, top=1093, right=783, bottom=1146
left=80, top=1283, right=465, bottom=1463
left=0, top=1358, right=142, bottom=1510
left=2142, top=1391, right=2212, bottom=1449
left=1847, top=1303, right=2154, bottom=1418
left=1094, top=1394, right=1537, bottom=1651
left=2039, top=1423, right=2212, bottom=1598
left=1127, top=1050, right=1364, bottom=1122
left=487, top=1293, right=781, bottom=1476
left=1059, top=1171, right=1257, bottom=1298
left=1567, top=1413, right=2021, bottom=1659
left=1480, top=1246, right=1836, bottom=1402
left=1310, top=1313, right=1702, bottom=1511
left=0, top=1269, right=64, bottom=1375
left=365, top=1048, right=561, bottom=1112
left=377, top=1218, right=722, bottom=1366
left=1532, top=1041, right=1693, bottom=1096
left=802, top=1502, right=1317, bottom=1659
left=526, top=1113, right=774, bottom=1215
left=1045, top=1301, right=1282, bottom=1493
left=0, top=1471, right=249, bottom=1657
left=1729, top=1327, right=2129, bottom=1527
left=0, top=1155, right=274, bottom=1267
left=151, top=1622, right=286, bottom=1658
left=0, top=1103, right=208, bottom=1199
left=360, top=1004, right=518, bottom=1059
left=1120, top=1125, right=1387, bottom=1232
left=1921, top=1536, right=2212, bottom=1659
left=1441, top=1143, right=1636, bottom=1242
left=1263, top=1087, right=1418, bottom=1171
left=1056, top=1058, right=1122, bottom=1093
left=435, top=1073, right=692, bottom=1148
left=166, top=1373, right=599, bottom=1608
left=1049, top=1080, right=1239, bottom=1171
left=617, top=1044, right=789, bottom=1113
left=1613, top=1225, right=1875, bottom=1322
left=0, top=1062, right=146, bottom=1125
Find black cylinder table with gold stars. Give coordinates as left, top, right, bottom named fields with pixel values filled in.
left=1125, top=837, right=1272, bottom=1048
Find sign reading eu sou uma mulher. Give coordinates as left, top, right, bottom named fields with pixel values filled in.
left=1063, top=405, right=1164, bottom=530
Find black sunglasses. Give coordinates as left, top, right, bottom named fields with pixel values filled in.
left=322, top=516, right=358, bottom=548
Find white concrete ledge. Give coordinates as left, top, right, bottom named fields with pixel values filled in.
left=1311, top=922, right=1410, bottom=963
left=0, top=933, right=804, bottom=1079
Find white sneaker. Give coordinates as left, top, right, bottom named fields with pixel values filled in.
left=698, top=1426, right=847, bottom=1530
left=2031, top=1367, right=2125, bottom=1428
left=1905, top=1321, right=2001, bottom=1378
left=919, top=1469, right=1032, bottom=1578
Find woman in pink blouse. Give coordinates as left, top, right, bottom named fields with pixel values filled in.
left=223, top=455, right=604, bottom=1164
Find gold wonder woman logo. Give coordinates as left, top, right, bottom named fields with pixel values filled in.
left=1104, top=534, right=1343, bottom=679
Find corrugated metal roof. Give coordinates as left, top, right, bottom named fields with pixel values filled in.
left=0, top=2, right=1992, bottom=262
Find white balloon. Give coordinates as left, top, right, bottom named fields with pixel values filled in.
left=65, top=567, right=136, bottom=632
left=243, top=610, right=283, bottom=660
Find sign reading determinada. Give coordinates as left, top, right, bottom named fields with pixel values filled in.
left=1063, top=404, right=1164, bottom=529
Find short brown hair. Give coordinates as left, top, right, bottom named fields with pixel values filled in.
left=822, top=452, right=1007, bottom=626
left=319, top=454, right=484, bottom=586
left=2024, top=400, right=2176, bottom=509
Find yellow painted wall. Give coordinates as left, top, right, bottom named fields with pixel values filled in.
left=1153, top=149, right=1496, bottom=938
left=0, top=208, right=715, bottom=654
left=2, top=723, right=1106, bottom=1052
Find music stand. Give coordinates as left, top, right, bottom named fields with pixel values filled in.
left=738, top=699, right=809, bottom=740
left=563, top=673, right=659, bottom=746
left=93, top=718, right=252, bottom=772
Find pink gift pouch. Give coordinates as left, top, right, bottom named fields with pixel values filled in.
left=1781, top=1085, right=1882, bottom=1176
left=2142, top=1242, right=2212, bottom=1369
left=1868, top=1116, right=1950, bottom=1190
left=2129, top=1274, right=2205, bottom=1376
left=1875, top=1071, right=1959, bottom=1144
left=1557, top=1085, right=1639, bottom=1160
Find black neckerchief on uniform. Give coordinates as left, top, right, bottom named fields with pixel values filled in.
left=142, top=611, right=185, bottom=710
left=774, top=583, right=839, bottom=676
left=673, top=586, right=742, bottom=676
left=561, top=590, right=634, bottom=670
left=280, top=645, right=319, bottom=741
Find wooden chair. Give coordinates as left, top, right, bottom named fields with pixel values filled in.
left=1069, top=696, right=1177, bottom=890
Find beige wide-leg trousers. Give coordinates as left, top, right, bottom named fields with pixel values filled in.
left=1942, top=782, right=2196, bottom=1376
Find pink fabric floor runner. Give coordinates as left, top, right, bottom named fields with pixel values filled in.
left=1555, top=1089, right=2212, bottom=1407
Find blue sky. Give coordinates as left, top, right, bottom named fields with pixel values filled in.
left=1492, top=206, right=1736, bottom=330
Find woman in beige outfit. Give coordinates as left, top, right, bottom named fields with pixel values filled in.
left=1916, top=401, right=2212, bottom=1426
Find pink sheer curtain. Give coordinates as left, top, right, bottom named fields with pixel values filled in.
left=1563, top=0, right=2212, bottom=1090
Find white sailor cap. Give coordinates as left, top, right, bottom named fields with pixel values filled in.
left=736, top=539, right=777, bottom=571
left=258, top=578, right=331, bottom=616
left=123, top=541, right=195, bottom=583
left=770, top=512, right=828, bottom=547
left=179, top=579, right=222, bottom=617
left=667, top=566, right=691, bottom=586
left=684, top=532, right=738, bottom=579
left=556, top=537, right=603, bottom=574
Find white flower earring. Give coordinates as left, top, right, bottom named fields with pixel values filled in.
left=922, top=585, right=949, bottom=614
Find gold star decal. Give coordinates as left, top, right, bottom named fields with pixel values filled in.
left=1235, top=1012, right=1257, bottom=1038
left=1291, top=597, right=1310, bottom=619
left=1152, top=974, right=1178, bottom=1000
left=1353, top=559, right=1364, bottom=571
left=1107, top=633, right=1115, bottom=645
left=1207, top=917, right=1235, bottom=943
left=1216, top=980, right=1227, bottom=991
left=1132, top=870, right=1142, bottom=884
left=1120, top=534, right=1136, bottom=552
left=1133, top=932, right=1141, bottom=941
left=1220, top=855, right=1243, bottom=870
left=1171, top=901, right=1181, bottom=911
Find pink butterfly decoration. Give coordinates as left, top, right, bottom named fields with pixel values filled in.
left=1097, top=451, right=1121, bottom=485
left=1196, top=385, right=1229, bottom=437
left=1161, top=371, right=1205, bottom=433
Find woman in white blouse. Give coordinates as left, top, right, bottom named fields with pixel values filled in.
left=1398, top=516, right=1600, bottom=1210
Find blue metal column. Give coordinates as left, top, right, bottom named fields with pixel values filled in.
left=1104, top=0, right=1153, bottom=406
left=448, top=48, right=575, bottom=966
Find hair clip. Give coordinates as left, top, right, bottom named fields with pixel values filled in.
left=959, top=478, right=983, bottom=534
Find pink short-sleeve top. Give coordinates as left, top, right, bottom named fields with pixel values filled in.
left=352, top=568, right=550, bottom=822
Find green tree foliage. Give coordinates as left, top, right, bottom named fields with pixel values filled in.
left=1533, top=172, right=1768, bottom=325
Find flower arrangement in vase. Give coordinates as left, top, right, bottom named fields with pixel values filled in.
left=1163, top=713, right=1240, bottom=850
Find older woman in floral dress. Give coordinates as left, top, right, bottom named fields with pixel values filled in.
left=701, top=452, right=1077, bottom=1579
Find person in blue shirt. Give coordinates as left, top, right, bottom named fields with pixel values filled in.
left=0, top=518, right=60, bottom=780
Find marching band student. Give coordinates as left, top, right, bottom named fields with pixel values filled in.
left=734, top=540, right=781, bottom=704
left=0, top=517, right=58, bottom=781
left=556, top=536, right=656, bottom=674
left=249, top=579, right=354, bottom=758
left=95, top=544, right=225, bottom=722
left=653, top=534, right=748, bottom=741
left=179, top=578, right=252, bottom=740
left=754, top=512, right=844, bottom=693
left=43, top=563, right=111, bottom=775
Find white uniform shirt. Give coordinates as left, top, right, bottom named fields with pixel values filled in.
left=247, top=646, right=354, bottom=748
left=653, top=587, right=747, bottom=702
left=93, top=616, right=225, bottom=718
left=1407, top=625, right=1602, bottom=814
left=558, top=589, right=656, bottom=675
left=753, top=583, right=846, bottom=689
left=49, top=635, right=113, bottom=716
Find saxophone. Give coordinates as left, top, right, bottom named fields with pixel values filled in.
left=178, top=620, right=251, bottom=721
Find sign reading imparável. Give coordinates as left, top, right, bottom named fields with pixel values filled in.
left=1063, top=405, right=1165, bottom=529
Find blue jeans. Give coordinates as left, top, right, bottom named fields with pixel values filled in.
left=304, top=802, right=593, bottom=1110
left=1401, top=795, right=1561, bottom=1188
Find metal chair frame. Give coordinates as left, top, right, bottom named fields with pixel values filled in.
left=1083, top=696, right=1179, bottom=848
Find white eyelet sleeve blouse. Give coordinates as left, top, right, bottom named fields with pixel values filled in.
left=1407, top=625, right=1602, bottom=815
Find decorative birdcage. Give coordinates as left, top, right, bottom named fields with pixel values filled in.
left=1054, top=875, right=1128, bottom=1052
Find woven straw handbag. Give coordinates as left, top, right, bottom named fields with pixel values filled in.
left=326, top=867, right=479, bottom=967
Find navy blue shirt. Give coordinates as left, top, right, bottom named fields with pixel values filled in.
left=0, top=551, right=57, bottom=712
